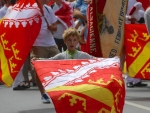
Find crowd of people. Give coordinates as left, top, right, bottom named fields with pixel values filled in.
left=0, top=0, right=150, bottom=104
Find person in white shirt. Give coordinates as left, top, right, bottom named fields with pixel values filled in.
left=31, top=0, right=60, bottom=103
left=50, top=0, right=75, bottom=52
left=51, top=0, right=67, bottom=52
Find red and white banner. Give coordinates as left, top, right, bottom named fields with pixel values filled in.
left=49, top=1, right=74, bottom=28
left=0, top=0, right=42, bottom=86
left=32, top=57, right=125, bottom=113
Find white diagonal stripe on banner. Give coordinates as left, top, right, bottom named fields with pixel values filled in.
left=45, top=57, right=120, bottom=90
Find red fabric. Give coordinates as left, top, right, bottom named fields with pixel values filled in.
left=137, top=0, right=150, bottom=10
left=50, top=1, right=73, bottom=28
left=125, top=24, right=150, bottom=79
left=0, top=0, right=42, bottom=86
left=86, top=0, right=105, bottom=57
left=32, top=58, right=125, bottom=113
left=48, top=0, right=54, bottom=6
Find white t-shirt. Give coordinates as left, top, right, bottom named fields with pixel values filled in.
left=126, top=0, right=144, bottom=24
left=33, top=5, right=57, bottom=46
left=0, top=5, right=7, bottom=19
left=52, top=3, right=67, bottom=39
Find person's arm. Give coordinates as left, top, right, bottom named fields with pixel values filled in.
left=126, top=15, right=137, bottom=22
left=84, top=0, right=91, bottom=4
left=48, top=21, right=57, bottom=31
left=43, top=5, right=57, bottom=32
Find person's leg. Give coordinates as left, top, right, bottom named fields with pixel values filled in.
left=47, top=45, right=60, bottom=57
left=22, top=54, right=30, bottom=87
left=29, top=52, right=36, bottom=86
left=12, top=65, right=26, bottom=90
left=31, top=46, right=49, bottom=95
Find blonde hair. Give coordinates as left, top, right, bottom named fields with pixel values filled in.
left=63, top=27, right=80, bottom=41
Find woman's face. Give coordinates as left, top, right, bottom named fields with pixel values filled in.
left=64, top=35, right=79, bottom=52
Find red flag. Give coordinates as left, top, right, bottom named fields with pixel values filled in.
left=0, top=0, right=42, bottom=86
left=49, top=1, right=74, bottom=28
left=125, top=24, right=150, bottom=79
left=32, top=58, right=125, bottom=113
left=85, top=0, right=102, bottom=57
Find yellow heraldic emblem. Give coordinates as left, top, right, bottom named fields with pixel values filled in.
left=128, top=30, right=138, bottom=43
left=12, top=43, right=22, bottom=60
left=98, top=108, right=110, bottom=113
left=48, top=84, right=114, bottom=107
left=128, top=42, right=150, bottom=78
left=140, top=33, right=150, bottom=41
left=58, top=93, right=86, bottom=111
left=111, top=75, right=123, bottom=87
left=1, top=33, right=21, bottom=73
left=0, top=31, right=23, bottom=86
left=141, top=63, right=150, bottom=78
left=128, top=30, right=142, bottom=57
left=114, top=90, right=121, bottom=113
left=0, top=33, right=13, bottom=86
left=9, top=56, right=18, bottom=73
left=1, top=33, right=11, bottom=51
left=88, top=78, right=112, bottom=85
left=128, top=44, right=141, bottom=57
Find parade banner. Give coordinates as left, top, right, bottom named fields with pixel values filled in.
left=32, top=57, right=125, bottom=113
left=86, top=0, right=128, bottom=58
left=86, top=0, right=102, bottom=57
left=0, top=0, right=42, bottom=86
left=125, top=24, right=150, bottom=79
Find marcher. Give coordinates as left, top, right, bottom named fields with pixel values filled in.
left=31, top=0, right=60, bottom=103
left=33, top=28, right=94, bottom=103
left=22, top=53, right=36, bottom=88
left=50, top=0, right=74, bottom=52
left=45, top=27, right=93, bottom=60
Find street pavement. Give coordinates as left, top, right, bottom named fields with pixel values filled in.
left=0, top=80, right=150, bottom=113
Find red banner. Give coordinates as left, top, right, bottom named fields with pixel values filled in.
left=125, top=24, right=150, bottom=79
left=32, top=58, right=125, bottom=113
left=85, top=0, right=102, bottom=57
left=0, top=0, right=42, bottom=86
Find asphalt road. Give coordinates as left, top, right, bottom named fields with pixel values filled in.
left=0, top=80, right=150, bottom=113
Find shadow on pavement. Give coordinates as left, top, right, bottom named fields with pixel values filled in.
left=126, top=96, right=150, bottom=101
left=18, top=108, right=56, bottom=113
